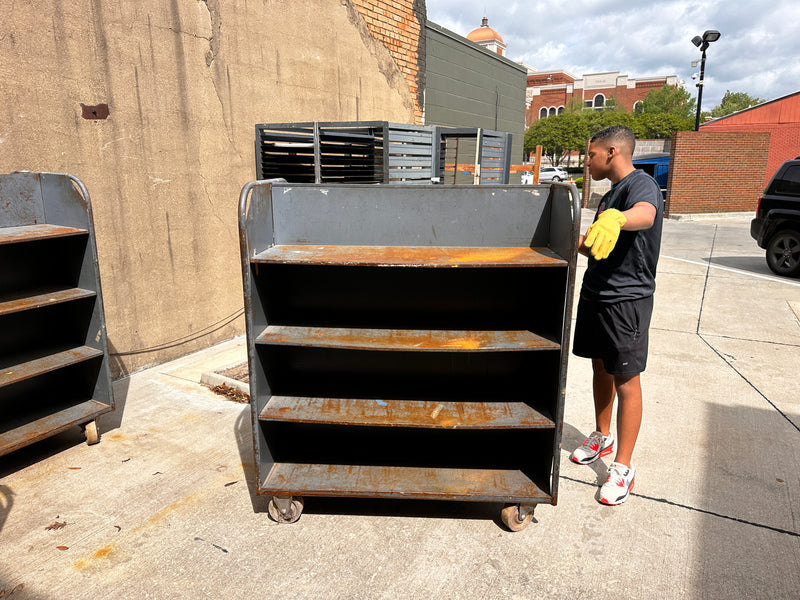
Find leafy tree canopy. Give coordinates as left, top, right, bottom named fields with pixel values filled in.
left=636, top=84, right=696, bottom=120
left=524, top=107, right=694, bottom=163
left=709, top=90, right=767, bottom=118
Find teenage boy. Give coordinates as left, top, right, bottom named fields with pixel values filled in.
left=570, top=125, right=663, bottom=506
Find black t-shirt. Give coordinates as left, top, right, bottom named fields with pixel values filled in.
left=581, top=169, right=664, bottom=302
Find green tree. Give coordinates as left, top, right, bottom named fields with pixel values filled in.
left=638, top=84, right=696, bottom=120
left=637, top=113, right=694, bottom=139
left=602, top=96, right=622, bottom=112
left=524, top=112, right=586, bottom=166
left=563, top=96, right=585, bottom=114
left=709, top=90, right=766, bottom=118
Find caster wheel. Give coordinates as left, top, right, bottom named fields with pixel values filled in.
left=84, top=421, right=100, bottom=445
left=501, top=504, right=533, bottom=532
left=268, top=497, right=304, bottom=524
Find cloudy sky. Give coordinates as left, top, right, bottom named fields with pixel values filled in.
left=426, top=0, right=800, bottom=110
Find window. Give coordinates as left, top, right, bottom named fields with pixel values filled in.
left=773, top=165, right=800, bottom=196
left=593, top=94, right=605, bottom=109
left=548, top=106, right=556, bottom=117
left=539, top=107, right=547, bottom=119
left=557, top=106, right=565, bottom=115
left=633, top=100, right=643, bottom=113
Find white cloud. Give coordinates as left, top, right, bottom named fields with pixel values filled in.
left=426, top=0, right=799, bottom=108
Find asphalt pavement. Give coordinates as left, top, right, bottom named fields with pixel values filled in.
left=0, top=210, right=798, bottom=599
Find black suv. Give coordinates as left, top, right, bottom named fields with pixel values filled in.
left=751, top=158, right=800, bottom=277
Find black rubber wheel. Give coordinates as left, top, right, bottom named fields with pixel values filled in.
left=766, top=229, right=800, bottom=277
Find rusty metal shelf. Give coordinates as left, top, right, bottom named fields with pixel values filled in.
left=262, top=463, right=551, bottom=503
left=0, top=172, right=114, bottom=457
left=0, top=346, right=104, bottom=389
left=0, top=287, right=96, bottom=317
left=239, top=182, right=580, bottom=525
left=260, top=397, right=556, bottom=429
left=0, top=399, right=110, bottom=456
left=0, top=223, right=87, bottom=245
left=255, top=326, right=560, bottom=352
left=251, top=245, right=567, bottom=268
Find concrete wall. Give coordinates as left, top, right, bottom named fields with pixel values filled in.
left=666, top=131, right=770, bottom=216
left=0, top=0, right=418, bottom=376
left=424, top=22, right=526, bottom=162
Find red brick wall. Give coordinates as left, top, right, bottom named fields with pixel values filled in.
left=351, top=0, right=426, bottom=124
left=699, top=123, right=800, bottom=186
left=526, top=80, right=668, bottom=125
left=666, top=131, right=771, bottom=216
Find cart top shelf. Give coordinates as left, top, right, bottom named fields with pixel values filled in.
left=0, top=223, right=88, bottom=245
left=251, top=244, right=567, bottom=268
left=256, top=326, right=560, bottom=352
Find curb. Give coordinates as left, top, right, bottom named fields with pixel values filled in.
left=200, top=370, right=250, bottom=395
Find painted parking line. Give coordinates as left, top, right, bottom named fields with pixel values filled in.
left=662, top=255, right=800, bottom=288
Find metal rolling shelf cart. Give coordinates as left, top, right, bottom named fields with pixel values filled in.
left=239, top=180, right=578, bottom=530
left=0, top=172, right=114, bottom=456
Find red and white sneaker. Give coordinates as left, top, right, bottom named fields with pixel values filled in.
left=599, top=462, right=635, bottom=506
left=570, top=431, right=614, bottom=465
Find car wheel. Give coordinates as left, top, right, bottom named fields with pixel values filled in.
left=552, top=176, right=561, bottom=182
left=766, top=229, right=800, bottom=277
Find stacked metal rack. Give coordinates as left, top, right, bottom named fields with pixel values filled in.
left=238, top=180, right=578, bottom=530
left=255, top=121, right=512, bottom=185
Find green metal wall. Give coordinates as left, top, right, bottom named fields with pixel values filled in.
left=424, top=22, right=527, bottom=162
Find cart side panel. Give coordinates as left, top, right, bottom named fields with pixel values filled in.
left=239, top=181, right=278, bottom=483
left=546, top=182, right=581, bottom=503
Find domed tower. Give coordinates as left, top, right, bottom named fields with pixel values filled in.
left=467, top=16, right=507, bottom=56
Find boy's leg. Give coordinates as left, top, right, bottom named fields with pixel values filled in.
left=592, top=358, right=616, bottom=436
left=612, top=373, right=642, bottom=467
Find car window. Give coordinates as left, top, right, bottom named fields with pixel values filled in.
left=772, top=165, right=800, bottom=196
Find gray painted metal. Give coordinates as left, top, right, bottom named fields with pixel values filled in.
left=265, top=183, right=551, bottom=247
left=0, top=172, right=114, bottom=457
left=238, top=180, right=580, bottom=520
left=255, top=121, right=513, bottom=186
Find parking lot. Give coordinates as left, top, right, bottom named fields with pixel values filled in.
left=0, top=211, right=798, bottom=599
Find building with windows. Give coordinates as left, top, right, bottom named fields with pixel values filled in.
left=460, top=17, right=679, bottom=128
left=525, top=70, right=679, bottom=127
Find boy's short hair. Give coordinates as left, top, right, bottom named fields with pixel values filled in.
left=591, top=125, right=636, bottom=155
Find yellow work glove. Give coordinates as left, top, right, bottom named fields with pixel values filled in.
left=584, top=208, right=627, bottom=260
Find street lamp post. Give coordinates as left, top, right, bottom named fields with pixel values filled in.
left=691, top=30, right=721, bottom=131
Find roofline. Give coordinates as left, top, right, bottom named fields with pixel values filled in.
left=426, top=21, right=527, bottom=73
left=700, top=89, right=800, bottom=126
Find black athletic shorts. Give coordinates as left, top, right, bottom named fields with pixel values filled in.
left=572, top=295, right=654, bottom=376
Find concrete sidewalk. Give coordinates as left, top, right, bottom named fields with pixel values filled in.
left=1, top=213, right=798, bottom=599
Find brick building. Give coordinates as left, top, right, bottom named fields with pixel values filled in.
left=525, top=70, right=679, bottom=127
left=351, top=0, right=426, bottom=124
left=700, top=90, right=800, bottom=187
left=666, top=131, right=770, bottom=215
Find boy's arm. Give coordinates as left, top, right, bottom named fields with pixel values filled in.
left=620, top=201, right=657, bottom=231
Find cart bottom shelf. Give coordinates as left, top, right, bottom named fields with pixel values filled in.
left=0, top=399, right=111, bottom=456
left=261, top=463, right=551, bottom=504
